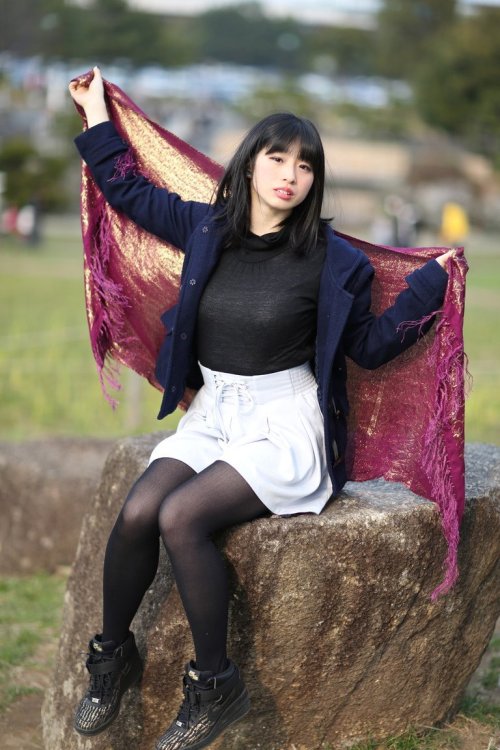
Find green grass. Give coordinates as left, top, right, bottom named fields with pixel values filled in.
left=462, top=249, right=500, bottom=444
left=459, top=694, right=500, bottom=726
left=333, top=697, right=500, bottom=750
left=347, top=733, right=460, bottom=750
left=347, top=732, right=448, bottom=750
left=0, top=228, right=180, bottom=440
left=480, top=636, right=500, bottom=691
left=0, top=572, right=67, bottom=713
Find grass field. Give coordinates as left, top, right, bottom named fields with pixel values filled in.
left=0, top=220, right=179, bottom=440
left=461, top=234, right=500, bottom=444
left=0, top=573, right=67, bottom=715
left=0, top=218, right=498, bottom=443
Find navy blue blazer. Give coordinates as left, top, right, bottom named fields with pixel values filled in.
left=75, top=121, right=448, bottom=496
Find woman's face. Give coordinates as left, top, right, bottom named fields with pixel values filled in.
left=249, top=143, right=315, bottom=222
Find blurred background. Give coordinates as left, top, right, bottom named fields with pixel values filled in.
left=0, top=0, right=499, bottom=443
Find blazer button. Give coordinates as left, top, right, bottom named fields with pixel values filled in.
left=202, top=226, right=209, bottom=233
left=180, top=332, right=187, bottom=340
left=171, top=385, right=177, bottom=393
left=189, top=278, right=196, bottom=285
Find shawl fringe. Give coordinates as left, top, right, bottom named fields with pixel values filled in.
left=398, top=304, right=468, bottom=600
left=82, top=185, right=131, bottom=407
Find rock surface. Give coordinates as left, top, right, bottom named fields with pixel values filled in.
left=43, top=440, right=500, bottom=750
left=0, top=438, right=113, bottom=574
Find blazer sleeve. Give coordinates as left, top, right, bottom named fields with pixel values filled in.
left=343, top=257, right=449, bottom=369
left=74, top=121, right=209, bottom=250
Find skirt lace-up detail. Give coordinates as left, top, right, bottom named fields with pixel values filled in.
left=212, top=375, right=256, bottom=442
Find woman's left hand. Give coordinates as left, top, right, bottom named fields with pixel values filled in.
left=69, top=67, right=109, bottom=128
left=435, top=248, right=457, bottom=269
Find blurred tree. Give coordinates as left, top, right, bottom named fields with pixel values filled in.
left=0, top=0, right=45, bottom=55
left=305, top=25, right=376, bottom=76
left=0, top=0, right=186, bottom=67
left=156, top=18, right=199, bottom=68
left=414, top=7, right=500, bottom=163
left=82, top=0, right=164, bottom=65
left=0, top=138, right=68, bottom=211
left=0, top=0, right=374, bottom=75
left=38, top=0, right=93, bottom=61
left=196, top=3, right=307, bottom=70
left=237, top=79, right=319, bottom=121
left=41, top=0, right=169, bottom=66
left=376, top=0, right=457, bottom=79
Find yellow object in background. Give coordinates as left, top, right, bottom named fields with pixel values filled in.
left=440, top=202, right=470, bottom=244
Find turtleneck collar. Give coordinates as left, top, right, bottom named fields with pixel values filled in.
left=241, top=225, right=291, bottom=252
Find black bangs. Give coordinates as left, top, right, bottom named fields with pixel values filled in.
left=261, top=121, right=322, bottom=170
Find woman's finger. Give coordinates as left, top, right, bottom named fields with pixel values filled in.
left=436, top=248, right=457, bottom=268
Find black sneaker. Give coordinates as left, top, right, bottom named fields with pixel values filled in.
left=74, top=631, right=143, bottom=736
left=155, top=659, right=250, bottom=750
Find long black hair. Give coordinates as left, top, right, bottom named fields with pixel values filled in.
left=214, top=112, right=327, bottom=254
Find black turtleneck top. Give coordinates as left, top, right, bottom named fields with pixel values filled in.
left=196, top=229, right=326, bottom=375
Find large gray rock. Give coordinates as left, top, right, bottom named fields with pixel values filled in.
left=43, top=440, right=500, bottom=750
left=0, top=438, right=113, bottom=573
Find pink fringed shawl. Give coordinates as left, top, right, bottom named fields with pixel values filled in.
left=74, top=75, right=468, bottom=600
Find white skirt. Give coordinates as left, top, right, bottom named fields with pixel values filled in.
left=149, top=363, right=333, bottom=515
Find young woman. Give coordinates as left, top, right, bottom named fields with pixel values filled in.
left=69, top=67, right=453, bottom=750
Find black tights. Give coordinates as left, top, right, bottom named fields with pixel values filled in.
left=102, top=458, right=269, bottom=674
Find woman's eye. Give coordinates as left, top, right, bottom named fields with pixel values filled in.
left=270, top=155, right=283, bottom=163
left=300, top=164, right=312, bottom=172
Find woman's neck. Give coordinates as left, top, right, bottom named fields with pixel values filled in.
left=249, top=219, right=281, bottom=237
left=249, top=204, right=290, bottom=237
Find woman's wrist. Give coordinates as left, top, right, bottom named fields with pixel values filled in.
left=85, top=105, right=110, bottom=128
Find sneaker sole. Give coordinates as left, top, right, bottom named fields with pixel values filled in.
left=178, top=687, right=251, bottom=750
left=74, top=659, right=143, bottom=736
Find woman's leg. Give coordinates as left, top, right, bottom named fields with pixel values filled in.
left=102, top=457, right=196, bottom=645
left=75, top=457, right=198, bottom=737
left=158, top=460, right=269, bottom=675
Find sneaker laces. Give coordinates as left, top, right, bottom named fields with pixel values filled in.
left=87, top=651, right=117, bottom=703
left=175, top=678, right=202, bottom=728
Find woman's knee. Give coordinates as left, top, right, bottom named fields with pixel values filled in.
left=118, top=497, right=156, bottom=541
left=114, top=472, right=163, bottom=542
left=158, top=490, right=201, bottom=551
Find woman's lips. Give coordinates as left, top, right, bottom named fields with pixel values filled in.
left=274, top=187, right=294, bottom=200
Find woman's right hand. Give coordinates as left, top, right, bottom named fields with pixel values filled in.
left=68, top=66, right=109, bottom=128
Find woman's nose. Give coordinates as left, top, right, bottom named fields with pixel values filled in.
left=282, top=164, right=297, bottom=183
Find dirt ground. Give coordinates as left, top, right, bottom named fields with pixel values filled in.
left=1, top=634, right=59, bottom=749
left=1, top=618, right=499, bottom=750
